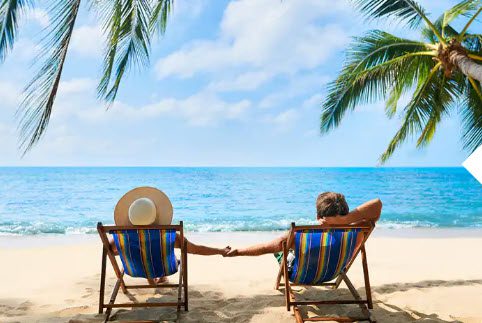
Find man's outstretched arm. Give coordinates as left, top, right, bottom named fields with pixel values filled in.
left=176, top=234, right=230, bottom=256
left=226, top=233, right=289, bottom=257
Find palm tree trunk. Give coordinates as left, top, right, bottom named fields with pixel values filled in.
left=449, top=51, right=482, bottom=84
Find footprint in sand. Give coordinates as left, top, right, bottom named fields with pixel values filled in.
left=17, top=301, right=32, bottom=309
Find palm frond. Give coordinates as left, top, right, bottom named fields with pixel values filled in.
left=464, top=33, right=482, bottom=53
left=16, top=0, right=80, bottom=152
left=150, top=0, right=173, bottom=34
left=97, top=0, right=122, bottom=98
left=461, top=77, right=482, bottom=151
left=351, top=0, right=425, bottom=27
left=443, top=0, right=481, bottom=31
left=416, top=75, right=461, bottom=147
left=0, top=0, right=33, bottom=62
left=97, top=0, right=153, bottom=103
left=422, top=22, right=458, bottom=44
left=459, top=6, right=482, bottom=39
left=421, top=1, right=480, bottom=43
left=320, top=30, right=435, bottom=133
left=385, top=48, right=436, bottom=117
left=379, top=63, right=444, bottom=162
left=350, top=0, right=444, bottom=43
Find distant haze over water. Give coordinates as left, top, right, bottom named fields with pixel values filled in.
left=0, top=167, right=480, bottom=235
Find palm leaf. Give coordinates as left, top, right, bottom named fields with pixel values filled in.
left=150, top=0, right=173, bottom=34
left=0, top=0, right=33, bottom=62
left=97, top=0, right=153, bottom=103
left=459, top=6, right=482, bottom=39
left=464, top=33, right=482, bottom=53
left=443, top=0, right=481, bottom=29
left=351, top=0, right=437, bottom=30
left=416, top=75, right=462, bottom=147
left=422, top=1, right=480, bottom=42
left=16, top=0, right=81, bottom=152
left=461, top=77, right=482, bottom=152
left=320, top=30, right=435, bottom=133
left=385, top=48, right=437, bottom=117
left=97, top=0, right=122, bottom=98
left=379, top=63, right=445, bottom=162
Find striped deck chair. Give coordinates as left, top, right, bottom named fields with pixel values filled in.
left=97, top=222, right=188, bottom=322
left=275, top=223, right=375, bottom=323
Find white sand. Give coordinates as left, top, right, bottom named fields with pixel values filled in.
left=1, top=230, right=481, bottom=322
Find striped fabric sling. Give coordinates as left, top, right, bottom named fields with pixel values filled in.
left=112, top=229, right=178, bottom=278
left=289, top=229, right=361, bottom=285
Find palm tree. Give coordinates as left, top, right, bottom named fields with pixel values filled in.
left=0, top=0, right=172, bottom=152
left=320, top=0, right=482, bottom=163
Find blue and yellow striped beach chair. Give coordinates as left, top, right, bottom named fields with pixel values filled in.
left=275, top=223, right=375, bottom=323
left=97, top=222, right=188, bottom=322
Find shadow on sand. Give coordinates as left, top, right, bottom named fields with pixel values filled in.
left=62, top=279, right=482, bottom=322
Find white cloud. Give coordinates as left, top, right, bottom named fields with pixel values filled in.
left=113, top=92, right=251, bottom=126
left=259, top=73, right=330, bottom=109
left=70, top=25, right=104, bottom=57
left=207, top=71, right=272, bottom=92
left=59, top=78, right=96, bottom=95
left=51, top=84, right=251, bottom=127
left=302, top=93, right=324, bottom=109
left=6, top=38, right=40, bottom=62
left=267, top=108, right=299, bottom=129
left=155, top=0, right=350, bottom=80
left=26, top=8, right=50, bottom=28
left=0, top=81, right=21, bottom=108
left=173, top=0, right=207, bottom=19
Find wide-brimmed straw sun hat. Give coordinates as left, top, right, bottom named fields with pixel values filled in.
left=114, top=186, right=173, bottom=226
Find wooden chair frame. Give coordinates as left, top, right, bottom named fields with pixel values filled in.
left=275, top=223, right=376, bottom=323
left=97, top=221, right=188, bottom=322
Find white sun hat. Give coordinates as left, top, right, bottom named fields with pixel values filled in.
left=114, top=187, right=173, bottom=226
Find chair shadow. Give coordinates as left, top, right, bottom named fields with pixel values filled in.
left=371, top=279, right=482, bottom=294
left=293, top=285, right=465, bottom=323
left=64, top=279, right=482, bottom=322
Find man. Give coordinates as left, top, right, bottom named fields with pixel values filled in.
left=225, top=192, right=381, bottom=258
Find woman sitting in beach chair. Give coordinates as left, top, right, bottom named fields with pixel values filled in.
left=98, top=187, right=230, bottom=321
left=106, top=187, right=230, bottom=283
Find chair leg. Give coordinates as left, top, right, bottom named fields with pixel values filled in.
left=282, top=242, right=291, bottom=311
left=183, top=252, right=188, bottom=311
left=119, top=271, right=128, bottom=294
left=361, top=246, right=373, bottom=309
left=334, top=274, right=343, bottom=289
left=177, top=263, right=182, bottom=312
left=341, top=272, right=374, bottom=322
left=99, top=246, right=107, bottom=314
left=104, top=278, right=121, bottom=322
left=293, top=305, right=303, bottom=323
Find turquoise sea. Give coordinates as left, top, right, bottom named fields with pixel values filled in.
left=0, top=167, right=480, bottom=235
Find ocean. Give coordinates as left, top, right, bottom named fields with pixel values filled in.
left=0, top=167, right=480, bottom=235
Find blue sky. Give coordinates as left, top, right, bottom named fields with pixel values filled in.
left=0, top=0, right=470, bottom=166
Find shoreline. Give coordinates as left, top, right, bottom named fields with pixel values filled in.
left=1, top=227, right=482, bottom=249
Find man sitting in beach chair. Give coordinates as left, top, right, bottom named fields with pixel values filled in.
left=98, top=187, right=230, bottom=321
left=225, top=193, right=380, bottom=258
left=225, top=193, right=381, bottom=322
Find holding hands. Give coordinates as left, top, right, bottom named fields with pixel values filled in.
left=224, top=248, right=239, bottom=257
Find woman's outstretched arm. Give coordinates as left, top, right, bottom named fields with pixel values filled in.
left=225, top=233, right=289, bottom=257
left=176, top=234, right=231, bottom=256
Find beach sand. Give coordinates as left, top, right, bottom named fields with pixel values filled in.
left=1, top=230, right=481, bottom=322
